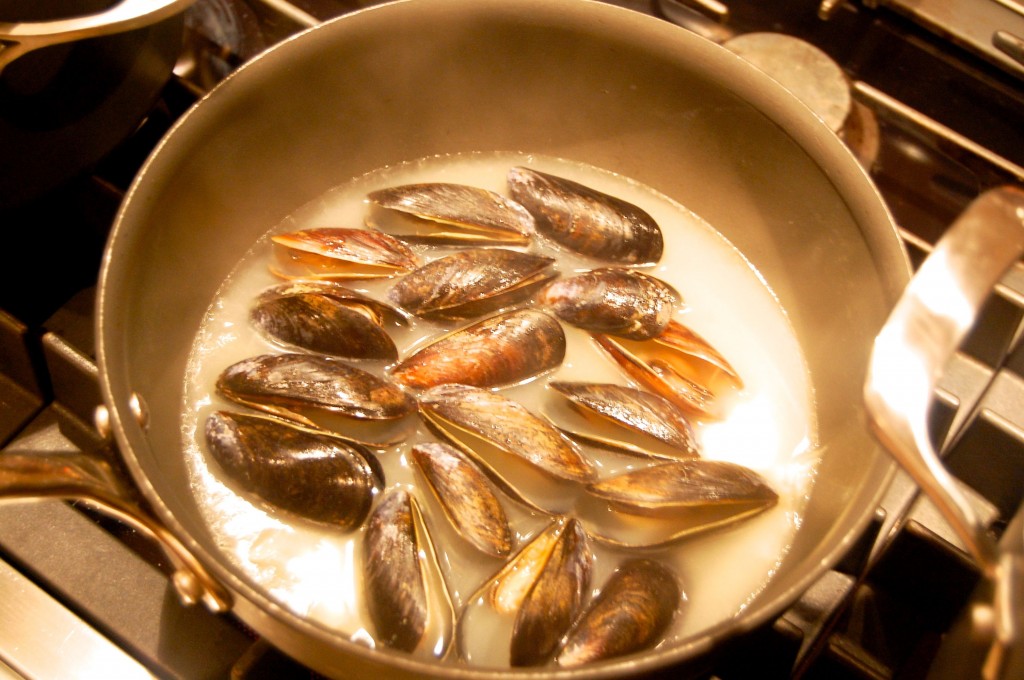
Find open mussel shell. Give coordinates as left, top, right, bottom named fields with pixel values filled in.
left=410, top=441, right=513, bottom=558
left=540, top=267, right=680, bottom=340
left=418, top=384, right=598, bottom=508
left=510, top=517, right=592, bottom=666
left=458, top=517, right=593, bottom=667
left=270, top=227, right=419, bottom=280
left=256, top=281, right=407, bottom=326
left=589, top=459, right=777, bottom=519
left=656, top=320, right=744, bottom=391
left=549, top=381, right=700, bottom=460
left=594, top=333, right=717, bottom=419
left=579, top=460, right=778, bottom=548
left=556, top=558, right=682, bottom=667
left=507, top=166, right=663, bottom=265
left=216, top=353, right=415, bottom=427
left=364, top=488, right=455, bottom=657
left=203, top=410, right=383, bottom=529
left=388, top=248, right=557, bottom=320
left=366, top=182, right=535, bottom=245
left=593, top=318, right=743, bottom=420
left=250, top=281, right=405, bottom=361
left=391, top=308, right=566, bottom=390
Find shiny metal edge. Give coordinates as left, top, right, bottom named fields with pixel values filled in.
left=881, top=0, right=1024, bottom=79
left=0, top=557, right=154, bottom=679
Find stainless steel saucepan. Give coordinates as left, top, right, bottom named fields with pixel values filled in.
left=1, top=0, right=1021, bottom=677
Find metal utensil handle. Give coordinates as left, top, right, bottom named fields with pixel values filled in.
left=865, top=186, right=1024, bottom=572
left=0, top=422, right=231, bottom=614
left=0, top=0, right=196, bottom=72
left=864, top=185, right=1024, bottom=678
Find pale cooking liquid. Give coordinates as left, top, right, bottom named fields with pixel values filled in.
left=181, top=152, right=820, bottom=668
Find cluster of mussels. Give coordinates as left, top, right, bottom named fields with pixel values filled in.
left=202, top=166, right=780, bottom=668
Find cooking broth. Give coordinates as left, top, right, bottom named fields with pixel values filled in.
left=181, top=152, right=819, bottom=667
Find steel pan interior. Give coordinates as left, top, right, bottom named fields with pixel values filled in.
left=98, top=0, right=909, bottom=676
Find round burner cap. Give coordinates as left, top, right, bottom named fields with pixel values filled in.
left=724, top=32, right=852, bottom=133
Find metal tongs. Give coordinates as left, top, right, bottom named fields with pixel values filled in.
left=0, top=0, right=196, bottom=74
left=865, top=185, right=1024, bottom=679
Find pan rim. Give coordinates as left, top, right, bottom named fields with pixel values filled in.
left=97, top=0, right=907, bottom=676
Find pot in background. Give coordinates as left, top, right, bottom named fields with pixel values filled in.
left=0, top=0, right=191, bottom=209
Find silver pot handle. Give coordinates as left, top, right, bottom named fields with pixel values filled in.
left=0, top=406, right=232, bottom=614
left=0, top=0, right=196, bottom=73
left=864, top=185, right=1024, bottom=678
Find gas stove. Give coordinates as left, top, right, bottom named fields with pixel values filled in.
left=0, top=0, right=1022, bottom=677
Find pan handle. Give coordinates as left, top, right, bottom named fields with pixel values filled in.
left=864, top=185, right=1024, bottom=678
left=0, top=0, right=196, bottom=74
left=0, top=412, right=232, bottom=614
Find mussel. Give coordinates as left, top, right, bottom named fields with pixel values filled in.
left=576, top=459, right=778, bottom=547
left=588, top=459, right=777, bottom=522
left=549, top=381, right=700, bottom=460
left=411, top=441, right=513, bottom=558
left=594, top=319, right=743, bottom=419
left=507, top=167, right=663, bottom=264
left=417, top=384, right=598, bottom=504
left=270, top=227, right=418, bottom=280
left=388, top=248, right=557, bottom=320
left=654, top=320, right=744, bottom=391
left=250, top=281, right=405, bottom=361
left=391, top=309, right=566, bottom=390
left=216, top=353, right=415, bottom=428
left=557, top=558, right=681, bottom=667
left=366, top=183, right=535, bottom=245
left=364, top=489, right=455, bottom=657
left=204, top=410, right=382, bottom=529
left=458, top=518, right=593, bottom=667
left=510, top=518, right=592, bottom=666
left=539, top=267, right=680, bottom=340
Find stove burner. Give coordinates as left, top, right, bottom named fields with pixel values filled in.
left=721, top=31, right=881, bottom=169
left=724, top=32, right=852, bottom=133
